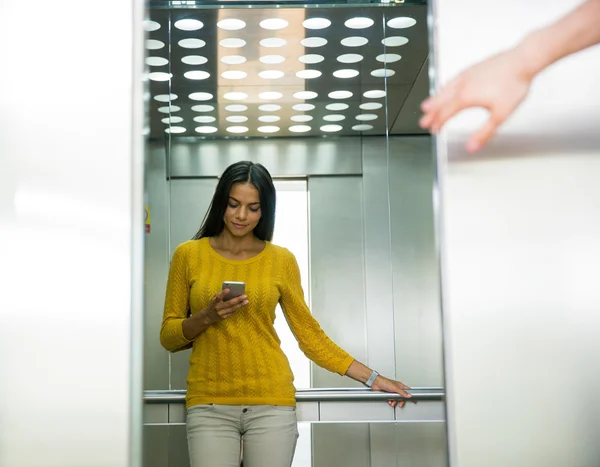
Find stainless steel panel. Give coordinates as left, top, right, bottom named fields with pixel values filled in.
left=435, top=1, right=600, bottom=466
left=313, top=425, right=370, bottom=467
left=370, top=424, right=447, bottom=467
left=143, top=426, right=169, bottom=467
left=319, top=402, right=394, bottom=422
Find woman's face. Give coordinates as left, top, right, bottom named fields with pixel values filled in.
left=223, top=182, right=262, bottom=238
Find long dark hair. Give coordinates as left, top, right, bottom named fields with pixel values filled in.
left=193, top=161, right=276, bottom=241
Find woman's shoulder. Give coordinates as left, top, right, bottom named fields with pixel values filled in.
left=173, top=238, right=207, bottom=255
left=267, top=242, right=295, bottom=261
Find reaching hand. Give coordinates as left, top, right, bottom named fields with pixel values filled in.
left=371, top=375, right=415, bottom=408
left=420, top=48, right=534, bottom=153
left=201, top=289, right=248, bottom=325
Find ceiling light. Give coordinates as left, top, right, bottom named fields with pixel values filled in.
left=326, top=103, right=349, bottom=111
left=224, top=92, right=248, bottom=101
left=221, top=70, right=247, bottom=80
left=299, top=54, right=324, bottom=64
left=194, top=116, right=216, bottom=123
left=337, top=53, right=363, bottom=63
left=260, top=55, right=285, bottom=64
left=259, top=104, right=281, bottom=111
left=185, top=71, right=210, bottom=80
left=356, top=114, right=378, bottom=121
left=352, top=124, right=374, bottom=131
left=145, top=39, right=165, bottom=50
left=259, top=91, right=283, bottom=100
left=174, top=19, right=203, bottom=31
left=179, top=38, right=206, bottom=49
left=260, top=18, right=289, bottom=30
left=220, top=38, right=246, bottom=48
left=259, top=70, right=285, bottom=80
left=301, top=37, right=327, bottom=48
left=360, top=102, right=382, bottom=110
left=376, top=53, right=402, bottom=63
left=293, top=91, right=318, bottom=100
left=258, top=126, right=280, bottom=133
left=371, top=69, right=396, bottom=78
left=217, top=19, right=246, bottom=30
left=333, top=69, right=359, bottom=78
left=225, top=105, right=248, bottom=112
left=165, top=126, right=186, bottom=134
left=382, top=36, right=409, bottom=47
left=363, top=90, right=386, bottom=98
left=182, top=55, right=208, bottom=65
left=158, top=105, right=181, bottom=113
left=296, top=70, right=321, bottom=79
left=221, top=55, right=246, bottom=65
left=189, top=92, right=214, bottom=101
left=291, top=115, right=313, bottom=122
left=293, top=103, right=315, bottom=111
left=143, top=20, right=160, bottom=32
left=321, top=125, right=343, bottom=132
left=146, top=57, right=168, bottom=66
left=341, top=36, right=368, bottom=47
left=329, top=90, right=353, bottom=99
left=387, top=17, right=417, bottom=29
left=154, top=94, right=177, bottom=102
left=149, top=72, right=172, bottom=82
left=302, top=18, right=331, bottom=30
left=324, top=115, right=345, bottom=122
left=345, top=17, right=374, bottom=29
left=195, top=126, right=218, bottom=134
left=161, top=116, right=183, bottom=124
left=192, top=105, right=215, bottom=112
left=227, top=126, right=249, bottom=134
left=289, top=125, right=311, bottom=133
left=260, top=38, right=287, bottom=48
left=226, top=116, right=248, bottom=123
left=259, top=115, right=281, bottom=123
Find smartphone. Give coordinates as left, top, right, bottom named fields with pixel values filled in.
left=222, top=281, right=245, bottom=301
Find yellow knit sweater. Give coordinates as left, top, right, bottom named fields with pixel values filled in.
left=160, top=238, right=355, bottom=408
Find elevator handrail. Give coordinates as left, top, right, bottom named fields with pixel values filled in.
left=143, top=387, right=444, bottom=403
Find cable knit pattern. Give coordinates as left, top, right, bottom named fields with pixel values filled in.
left=160, top=238, right=355, bottom=408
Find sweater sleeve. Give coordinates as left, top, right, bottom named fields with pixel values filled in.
left=279, top=250, right=355, bottom=376
left=160, top=242, right=194, bottom=352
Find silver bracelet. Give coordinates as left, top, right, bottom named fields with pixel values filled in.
left=364, top=370, right=379, bottom=388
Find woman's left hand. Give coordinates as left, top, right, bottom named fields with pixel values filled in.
left=371, top=376, right=415, bottom=408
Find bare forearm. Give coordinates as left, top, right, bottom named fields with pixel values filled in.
left=345, top=360, right=375, bottom=385
left=182, top=313, right=210, bottom=340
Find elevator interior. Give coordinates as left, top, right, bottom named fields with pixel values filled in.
left=142, top=1, right=446, bottom=466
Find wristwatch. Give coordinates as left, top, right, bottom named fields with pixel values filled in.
left=364, top=370, right=379, bottom=388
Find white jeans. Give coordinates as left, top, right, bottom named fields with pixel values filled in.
left=186, top=404, right=299, bottom=467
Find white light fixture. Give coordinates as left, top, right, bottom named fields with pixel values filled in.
left=302, top=18, right=331, bottom=30
left=221, top=70, right=247, bottom=80
left=341, top=36, right=368, bottom=47
left=326, top=103, right=349, bottom=111
left=329, top=90, right=353, bottom=99
left=333, top=69, right=359, bottom=79
left=224, top=92, right=248, bottom=101
left=154, top=94, right=177, bottom=102
left=259, top=115, right=280, bottom=123
left=194, top=116, right=216, bottom=123
left=337, top=53, right=363, bottom=63
left=174, top=19, right=203, bottom=31
left=220, top=38, right=246, bottom=48
left=145, top=39, right=165, bottom=50
left=161, top=116, right=183, bottom=124
left=301, top=37, right=327, bottom=48
left=217, top=19, right=246, bottom=30
left=352, top=124, right=374, bottom=131
left=260, top=55, right=285, bottom=64
left=195, top=126, right=218, bottom=134
left=382, top=36, right=409, bottom=47
left=260, top=38, right=287, bottom=48
left=143, top=20, right=160, bottom=32
left=192, top=105, right=215, bottom=112
left=182, top=55, right=208, bottom=65
left=371, top=69, right=396, bottom=78
left=299, top=54, right=324, bottom=64
left=226, top=104, right=248, bottom=112
left=259, top=91, right=283, bottom=100
left=289, top=125, right=311, bottom=133
left=259, top=104, right=281, bottom=111
left=178, top=38, right=205, bottom=49
left=363, top=90, right=386, bottom=98
left=293, top=91, right=318, bottom=100
left=387, top=17, right=417, bottom=29
left=260, top=18, right=289, bottom=30
left=184, top=71, right=210, bottom=80
left=220, top=55, right=246, bottom=65
left=293, top=103, right=315, bottom=111
left=158, top=105, right=181, bottom=113
left=189, top=92, right=214, bottom=101
left=324, top=115, right=345, bottom=122
left=296, top=70, right=322, bottom=79
left=146, top=57, right=168, bottom=66
left=259, top=70, right=285, bottom=80
left=356, top=114, right=378, bottom=121
left=344, top=17, right=374, bottom=29
left=165, top=126, right=186, bottom=134
left=258, top=125, right=280, bottom=133
left=360, top=102, right=382, bottom=110
left=376, top=53, right=402, bottom=63
left=226, top=116, right=248, bottom=123
left=321, top=125, right=343, bottom=132
left=149, top=72, right=172, bottom=82
left=291, top=115, right=313, bottom=122
left=227, top=126, right=249, bottom=134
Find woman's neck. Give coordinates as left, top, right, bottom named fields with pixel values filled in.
left=211, top=231, right=263, bottom=255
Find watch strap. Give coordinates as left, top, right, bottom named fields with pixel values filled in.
left=364, top=370, right=379, bottom=388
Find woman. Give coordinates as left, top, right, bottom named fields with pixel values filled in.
left=160, top=161, right=413, bottom=467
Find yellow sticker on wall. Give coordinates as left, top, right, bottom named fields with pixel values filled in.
left=145, top=205, right=151, bottom=233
